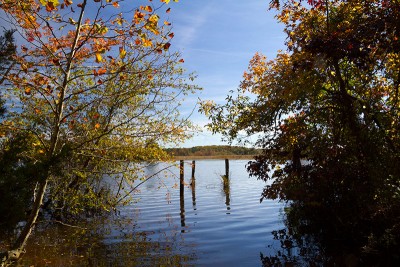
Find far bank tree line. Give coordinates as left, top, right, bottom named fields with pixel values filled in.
left=166, top=145, right=261, bottom=157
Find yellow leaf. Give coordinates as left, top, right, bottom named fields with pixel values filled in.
left=115, top=17, right=123, bottom=25
left=161, top=0, right=170, bottom=4
left=119, top=47, right=126, bottom=59
left=95, top=53, right=102, bottom=63
left=149, top=14, right=159, bottom=23
left=39, top=0, right=60, bottom=8
left=69, top=17, right=77, bottom=25
left=142, top=38, right=152, bottom=47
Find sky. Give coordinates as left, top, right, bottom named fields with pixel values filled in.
left=164, top=1, right=286, bottom=147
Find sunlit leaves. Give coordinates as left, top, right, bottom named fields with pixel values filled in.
left=119, top=47, right=126, bottom=59
left=142, top=38, right=152, bottom=47
left=95, top=53, right=102, bottom=62
left=39, top=0, right=60, bottom=11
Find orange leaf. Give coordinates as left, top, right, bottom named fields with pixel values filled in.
left=98, top=68, right=106, bottom=75
left=46, top=2, right=56, bottom=12
left=164, top=21, right=171, bottom=26
left=95, top=123, right=101, bottom=129
left=25, top=88, right=31, bottom=95
left=166, top=7, right=171, bottom=13
left=135, top=39, right=141, bottom=45
left=179, top=58, right=184, bottom=63
left=168, top=32, right=174, bottom=38
left=93, top=69, right=98, bottom=76
left=145, top=5, right=153, bottom=12
left=112, top=1, right=119, bottom=7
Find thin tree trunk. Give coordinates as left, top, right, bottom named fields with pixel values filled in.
left=1, top=179, right=48, bottom=266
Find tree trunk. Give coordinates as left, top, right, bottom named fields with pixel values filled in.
left=1, top=179, right=48, bottom=266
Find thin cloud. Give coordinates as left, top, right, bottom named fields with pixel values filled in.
left=173, top=3, right=215, bottom=49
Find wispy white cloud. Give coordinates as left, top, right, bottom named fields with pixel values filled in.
left=172, top=3, right=216, bottom=50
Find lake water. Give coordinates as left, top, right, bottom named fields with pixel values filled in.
left=19, top=160, right=286, bottom=266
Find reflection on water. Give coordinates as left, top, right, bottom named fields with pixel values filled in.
left=260, top=200, right=400, bottom=266
left=17, top=216, right=197, bottom=267
left=221, top=174, right=231, bottom=213
left=9, top=160, right=286, bottom=266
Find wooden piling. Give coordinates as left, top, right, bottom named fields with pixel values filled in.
left=180, top=160, right=184, bottom=196
left=179, top=160, right=185, bottom=232
left=225, top=158, right=229, bottom=179
left=191, top=160, right=196, bottom=179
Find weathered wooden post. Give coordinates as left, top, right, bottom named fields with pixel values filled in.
left=225, top=158, right=229, bottom=179
left=180, top=160, right=184, bottom=196
left=179, top=160, right=185, bottom=232
left=191, top=160, right=196, bottom=179
left=191, top=160, right=196, bottom=211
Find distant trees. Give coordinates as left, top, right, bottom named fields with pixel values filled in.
left=202, top=0, right=399, bottom=262
left=0, top=0, right=197, bottom=264
left=167, top=146, right=260, bottom=157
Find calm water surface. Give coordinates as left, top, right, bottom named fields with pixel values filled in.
left=20, top=160, right=286, bottom=266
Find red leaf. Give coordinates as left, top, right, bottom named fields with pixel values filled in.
left=52, top=58, right=60, bottom=65
left=163, top=42, right=171, bottom=50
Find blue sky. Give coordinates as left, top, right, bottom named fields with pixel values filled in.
left=163, top=1, right=286, bottom=147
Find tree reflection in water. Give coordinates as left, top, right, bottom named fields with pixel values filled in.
left=15, top=214, right=197, bottom=267
left=261, top=201, right=400, bottom=267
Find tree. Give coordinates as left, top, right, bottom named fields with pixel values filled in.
left=202, top=0, right=400, bottom=261
left=0, top=0, right=198, bottom=264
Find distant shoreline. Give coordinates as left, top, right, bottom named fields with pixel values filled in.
left=172, top=155, right=257, bottom=160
